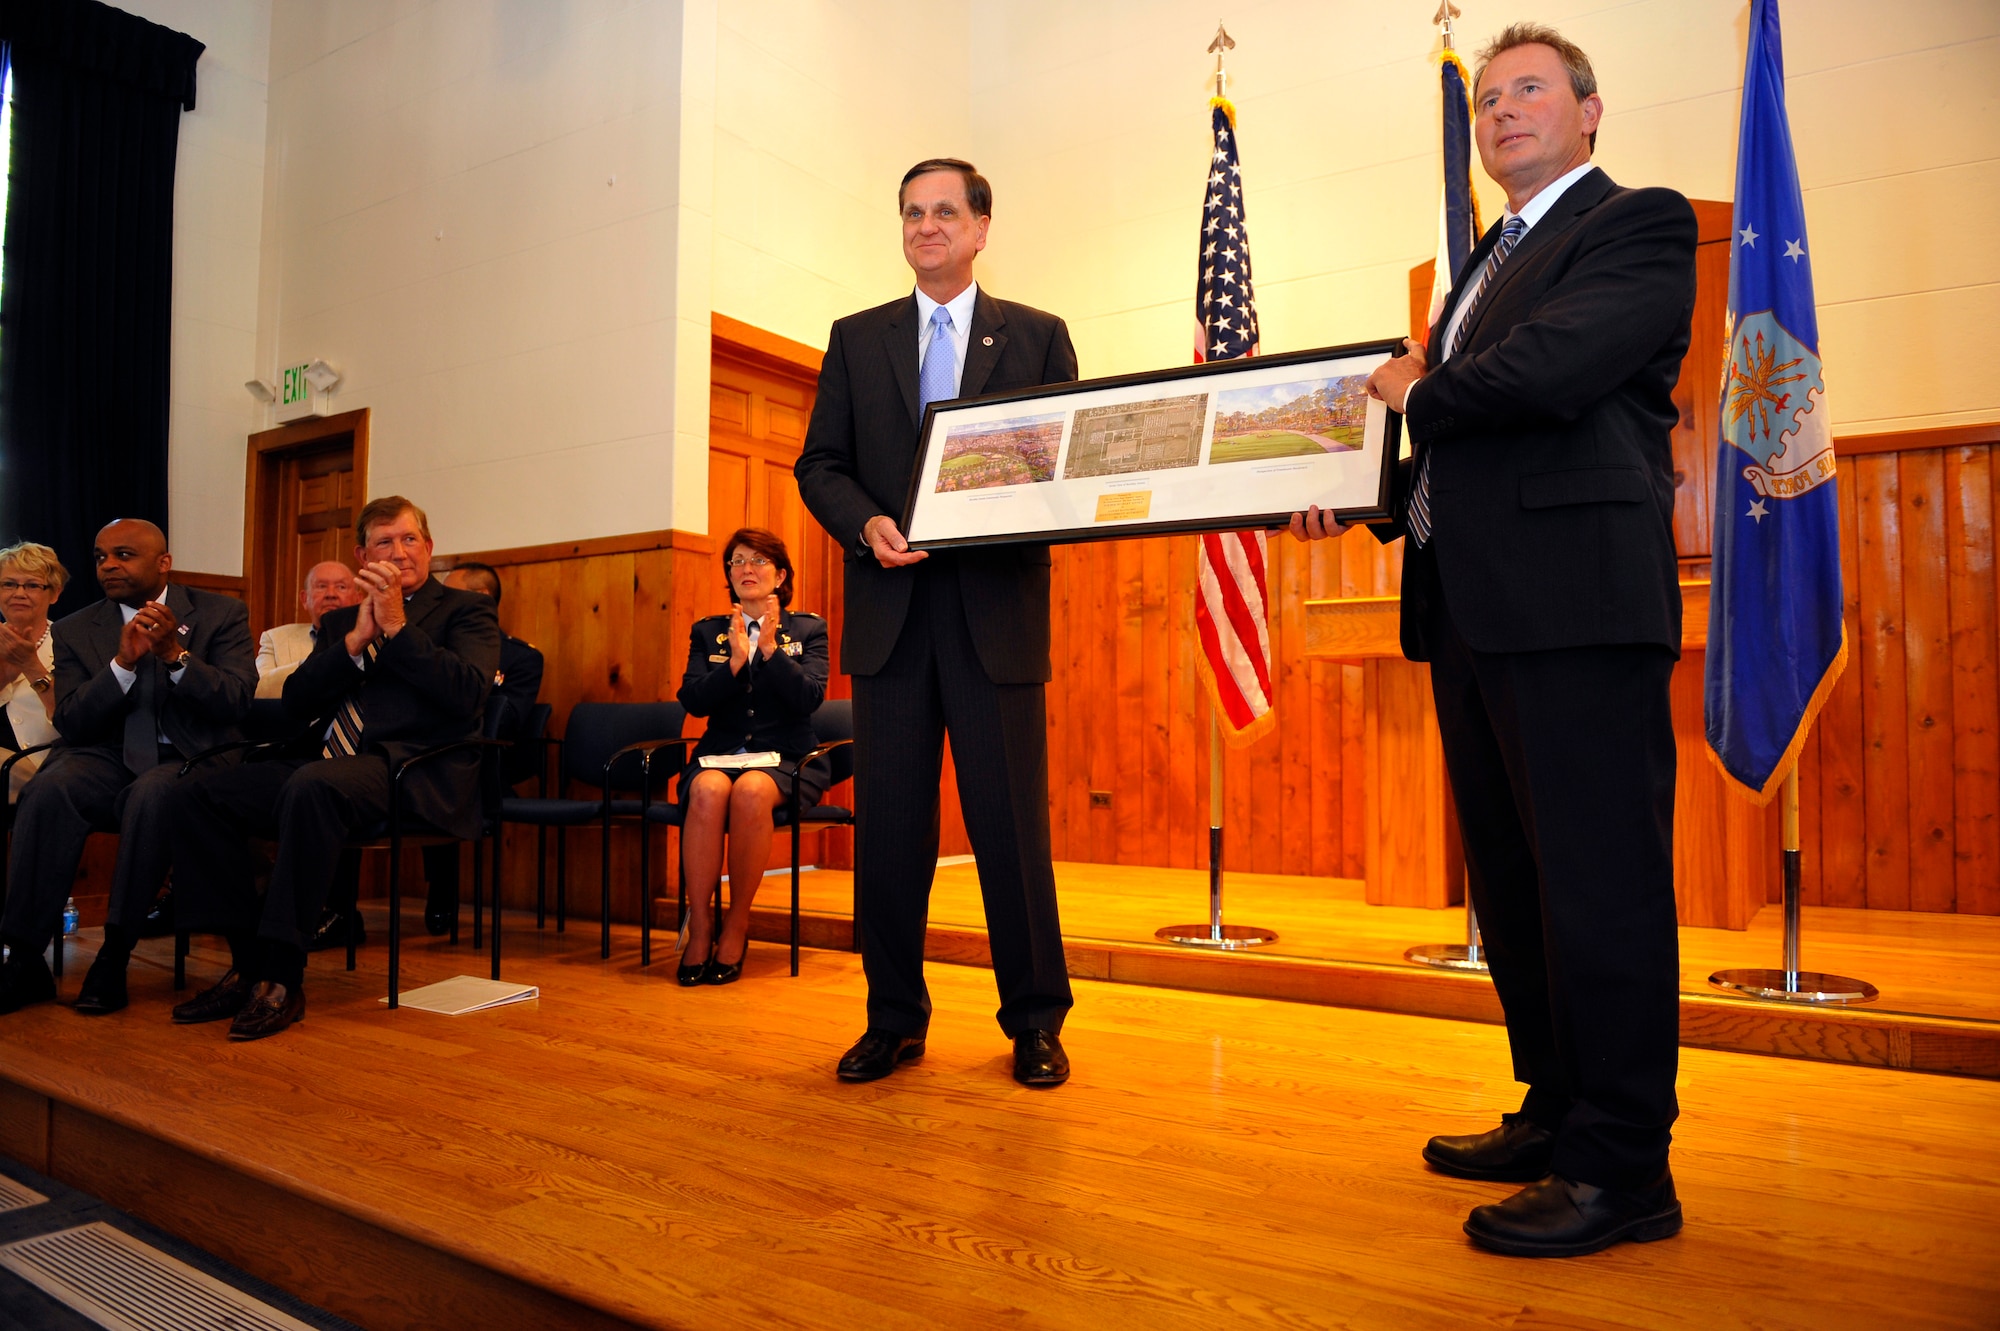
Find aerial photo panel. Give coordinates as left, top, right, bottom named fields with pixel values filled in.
left=1063, top=394, right=1210, bottom=479
left=1209, top=374, right=1369, bottom=465
left=934, top=412, right=1066, bottom=493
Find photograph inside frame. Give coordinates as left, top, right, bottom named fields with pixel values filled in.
left=902, top=339, right=1403, bottom=549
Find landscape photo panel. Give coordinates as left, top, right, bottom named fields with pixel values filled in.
left=1209, top=375, right=1369, bottom=464
left=901, top=338, right=1403, bottom=548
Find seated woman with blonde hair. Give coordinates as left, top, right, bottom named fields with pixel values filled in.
left=675, top=528, right=829, bottom=986
left=0, top=543, right=65, bottom=801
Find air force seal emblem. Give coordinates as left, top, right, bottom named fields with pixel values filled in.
left=1723, top=309, right=1834, bottom=507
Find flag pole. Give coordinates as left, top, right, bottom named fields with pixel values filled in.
left=1709, top=757, right=1876, bottom=1003
left=1155, top=22, right=1275, bottom=951
left=1157, top=700, right=1275, bottom=949
left=1404, top=0, right=1488, bottom=975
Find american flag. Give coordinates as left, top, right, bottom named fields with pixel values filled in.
left=1193, top=97, right=1275, bottom=745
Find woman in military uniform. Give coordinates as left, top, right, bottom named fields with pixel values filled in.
left=675, top=527, right=830, bottom=985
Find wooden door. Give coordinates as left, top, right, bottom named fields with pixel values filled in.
left=274, top=447, right=357, bottom=619
left=708, top=321, right=849, bottom=870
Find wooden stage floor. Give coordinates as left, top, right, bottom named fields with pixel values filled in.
left=0, top=916, right=1995, bottom=1330
left=781, top=861, right=2000, bottom=1025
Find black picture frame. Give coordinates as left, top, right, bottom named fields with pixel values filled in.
left=900, top=337, right=1406, bottom=551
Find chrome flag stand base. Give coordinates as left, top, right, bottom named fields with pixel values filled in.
left=1709, top=769, right=1875, bottom=1006
left=1405, top=899, right=1489, bottom=973
left=1158, top=717, right=1276, bottom=950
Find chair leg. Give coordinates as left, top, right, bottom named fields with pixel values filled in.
left=490, top=824, right=503, bottom=982
left=472, top=840, right=484, bottom=951
left=536, top=824, right=548, bottom=929
left=347, top=866, right=359, bottom=972
left=174, top=930, right=188, bottom=991
left=791, top=818, right=802, bottom=978
left=640, top=815, right=651, bottom=968
left=389, top=831, right=402, bottom=1008
left=556, top=827, right=568, bottom=934
left=600, top=812, right=612, bottom=961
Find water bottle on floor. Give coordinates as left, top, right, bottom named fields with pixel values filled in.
left=62, top=897, right=78, bottom=936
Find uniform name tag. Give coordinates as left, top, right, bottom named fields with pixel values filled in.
left=708, top=653, right=728, bottom=663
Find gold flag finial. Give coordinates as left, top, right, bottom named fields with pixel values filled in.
left=1433, top=1, right=1462, bottom=50
left=1208, top=22, right=1235, bottom=98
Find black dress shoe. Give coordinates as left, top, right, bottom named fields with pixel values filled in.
left=1012, top=1029, right=1070, bottom=1087
left=228, top=981, right=305, bottom=1041
left=73, top=953, right=129, bottom=1016
left=135, top=887, right=175, bottom=940
left=677, top=939, right=711, bottom=986
left=171, top=970, right=254, bottom=1025
left=305, top=908, right=365, bottom=953
left=1465, top=1170, right=1683, bottom=1258
left=424, top=887, right=456, bottom=937
left=704, top=940, right=745, bottom=987
left=1423, top=1114, right=1556, bottom=1182
left=0, top=951, right=56, bottom=1016
left=836, top=1030, right=925, bottom=1083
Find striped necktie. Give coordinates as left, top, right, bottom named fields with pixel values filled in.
left=918, top=304, right=956, bottom=415
left=322, top=639, right=379, bottom=758
left=1408, top=214, right=1530, bottom=548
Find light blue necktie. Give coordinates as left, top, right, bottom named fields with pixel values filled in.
left=919, top=305, right=957, bottom=416
left=1409, top=214, right=1530, bottom=548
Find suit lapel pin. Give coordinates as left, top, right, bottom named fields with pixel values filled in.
left=981, top=336, right=994, bottom=346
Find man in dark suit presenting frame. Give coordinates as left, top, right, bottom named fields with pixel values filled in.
left=797, top=159, right=1078, bottom=1087
left=1295, top=25, right=1695, bottom=1256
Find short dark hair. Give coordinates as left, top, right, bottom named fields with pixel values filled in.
left=450, top=560, right=502, bottom=604
left=721, top=527, right=796, bottom=609
left=1474, top=23, right=1599, bottom=151
left=898, top=158, right=992, bottom=218
left=354, top=495, right=431, bottom=548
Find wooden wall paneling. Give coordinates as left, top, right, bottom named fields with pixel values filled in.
left=1669, top=651, right=1728, bottom=925
left=1670, top=238, right=1731, bottom=563
left=1167, top=538, right=1202, bottom=870
left=1820, top=470, right=1869, bottom=908
left=1899, top=449, right=1956, bottom=911
left=1855, top=455, right=1912, bottom=909
left=1946, top=445, right=2000, bottom=913
left=1114, top=539, right=1146, bottom=865
left=1139, top=538, right=1172, bottom=863
left=1797, top=723, right=1824, bottom=907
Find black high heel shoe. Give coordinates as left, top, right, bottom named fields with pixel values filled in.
left=677, top=937, right=711, bottom=986
left=703, top=939, right=746, bottom=986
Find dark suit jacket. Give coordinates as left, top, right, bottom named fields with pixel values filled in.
left=495, top=634, right=544, bottom=785
left=795, top=288, right=1078, bottom=683
left=283, top=577, right=500, bottom=839
left=51, top=584, right=257, bottom=757
left=678, top=610, right=829, bottom=760
left=1386, top=168, right=1696, bottom=661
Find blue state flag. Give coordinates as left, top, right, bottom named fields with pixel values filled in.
left=1704, top=0, right=1847, bottom=799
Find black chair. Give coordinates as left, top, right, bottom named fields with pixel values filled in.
left=175, top=703, right=510, bottom=1008
left=643, top=697, right=854, bottom=977
left=464, top=701, right=552, bottom=951
left=497, top=701, right=682, bottom=959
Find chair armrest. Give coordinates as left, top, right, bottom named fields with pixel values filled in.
left=389, top=736, right=511, bottom=786
left=603, top=737, right=690, bottom=807
left=0, top=740, right=58, bottom=784
left=780, top=737, right=852, bottom=777
left=177, top=737, right=293, bottom=778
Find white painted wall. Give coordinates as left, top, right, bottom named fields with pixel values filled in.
left=152, top=0, right=1996, bottom=561
left=116, top=0, right=272, bottom=576
left=711, top=0, right=971, bottom=353
left=250, top=0, right=712, bottom=556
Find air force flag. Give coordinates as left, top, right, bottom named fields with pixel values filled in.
left=1704, top=0, right=1847, bottom=799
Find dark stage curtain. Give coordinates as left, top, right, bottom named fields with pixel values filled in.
left=0, top=0, right=202, bottom=607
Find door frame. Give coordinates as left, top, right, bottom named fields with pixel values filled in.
left=242, top=407, right=370, bottom=638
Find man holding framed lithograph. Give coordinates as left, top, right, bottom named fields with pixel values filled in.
left=796, top=158, right=1081, bottom=1088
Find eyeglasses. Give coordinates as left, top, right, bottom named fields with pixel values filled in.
left=0, top=581, right=51, bottom=594
left=726, top=555, right=774, bottom=569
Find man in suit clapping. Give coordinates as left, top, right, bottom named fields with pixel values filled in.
left=0, top=519, right=256, bottom=1017
left=166, top=496, right=499, bottom=1041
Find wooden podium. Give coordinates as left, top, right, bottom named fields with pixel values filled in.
left=1302, top=581, right=1771, bottom=928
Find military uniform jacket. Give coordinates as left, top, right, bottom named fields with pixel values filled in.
left=677, top=610, right=828, bottom=761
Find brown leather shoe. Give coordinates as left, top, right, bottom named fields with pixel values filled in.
left=171, top=970, right=253, bottom=1025
left=227, top=981, right=305, bottom=1041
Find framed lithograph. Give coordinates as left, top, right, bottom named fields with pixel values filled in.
left=901, top=338, right=1404, bottom=550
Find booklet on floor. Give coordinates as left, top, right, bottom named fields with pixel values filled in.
left=383, top=975, right=539, bottom=1015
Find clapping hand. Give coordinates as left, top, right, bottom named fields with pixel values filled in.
left=0, top=620, right=40, bottom=678
left=755, top=608, right=781, bottom=660
left=727, top=612, right=753, bottom=673
left=353, top=561, right=406, bottom=639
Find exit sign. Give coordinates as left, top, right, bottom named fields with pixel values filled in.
left=276, top=361, right=331, bottom=421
